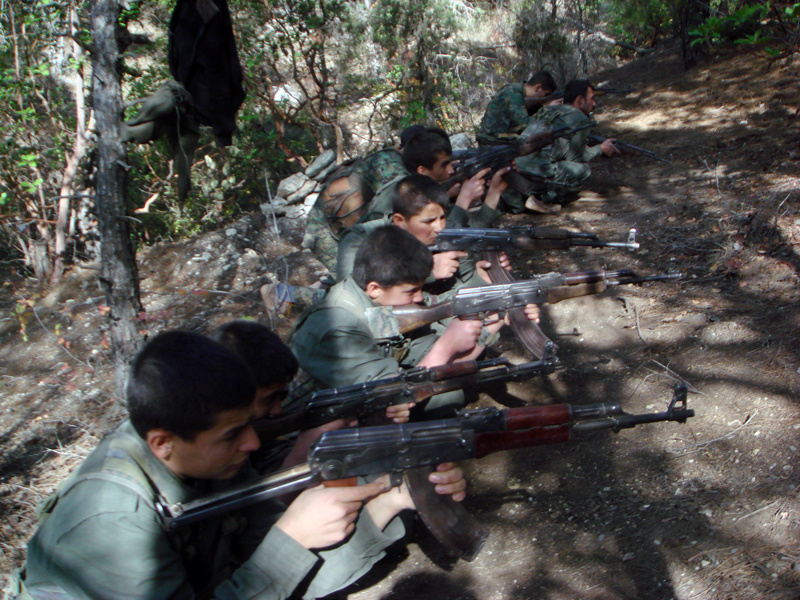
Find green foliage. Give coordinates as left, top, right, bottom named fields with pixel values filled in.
left=364, top=0, right=471, bottom=127
left=603, top=0, right=679, bottom=44
left=514, top=0, right=589, bottom=82
left=119, top=0, right=146, bottom=24
left=0, top=1, right=83, bottom=270
left=690, top=0, right=800, bottom=57
left=690, top=3, right=767, bottom=46
left=370, top=0, right=462, bottom=58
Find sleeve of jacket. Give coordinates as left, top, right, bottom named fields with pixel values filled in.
left=502, top=89, right=532, bottom=132
left=302, top=510, right=405, bottom=599
left=24, top=479, right=320, bottom=600
left=292, top=307, right=403, bottom=388
left=467, top=203, right=501, bottom=228
left=335, top=228, right=365, bottom=282
left=446, top=204, right=500, bottom=229
left=582, top=141, right=604, bottom=162
left=445, top=205, right=470, bottom=228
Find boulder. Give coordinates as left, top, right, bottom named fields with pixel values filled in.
left=305, top=150, right=336, bottom=178
left=449, top=132, right=472, bottom=150
left=277, top=173, right=310, bottom=198
left=287, top=178, right=321, bottom=204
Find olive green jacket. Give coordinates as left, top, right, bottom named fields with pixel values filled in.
left=334, top=218, right=487, bottom=301
left=290, top=277, right=440, bottom=393
left=20, top=421, right=403, bottom=600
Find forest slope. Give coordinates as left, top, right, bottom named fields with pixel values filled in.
left=1, top=40, right=800, bottom=600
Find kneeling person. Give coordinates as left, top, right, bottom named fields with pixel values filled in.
left=292, top=226, right=518, bottom=419
left=18, top=330, right=465, bottom=599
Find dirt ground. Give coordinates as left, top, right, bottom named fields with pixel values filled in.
left=1, top=41, right=800, bottom=599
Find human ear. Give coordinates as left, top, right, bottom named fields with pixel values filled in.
left=391, top=213, right=407, bottom=228
left=147, top=429, right=175, bottom=462
left=365, top=281, right=383, bottom=300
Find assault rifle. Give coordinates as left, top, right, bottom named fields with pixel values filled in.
left=158, top=383, right=694, bottom=560
left=444, top=123, right=594, bottom=191
left=392, top=268, right=682, bottom=334
left=254, top=348, right=560, bottom=438
left=430, top=226, right=639, bottom=254
left=589, top=134, right=671, bottom=164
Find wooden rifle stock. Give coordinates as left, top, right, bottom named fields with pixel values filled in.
left=393, top=302, right=455, bottom=333
left=546, top=281, right=607, bottom=303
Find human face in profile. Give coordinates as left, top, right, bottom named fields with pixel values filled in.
left=392, top=203, right=446, bottom=246
left=418, top=152, right=454, bottom=182
left=155, top=402, right=261, bottom=480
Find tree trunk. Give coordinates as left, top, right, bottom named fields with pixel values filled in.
left=53, top=5, right=92, bottom=284
left=91, top=0, right=143, bottom=399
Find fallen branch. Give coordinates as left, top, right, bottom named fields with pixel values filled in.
left=670, top=411, right=757, bottom=457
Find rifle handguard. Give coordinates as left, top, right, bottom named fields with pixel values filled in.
left=546, top=281, right=607, bottom=304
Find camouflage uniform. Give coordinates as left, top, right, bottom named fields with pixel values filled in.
left=305, top=149, right=409, bottom=271
left=305, top=197, right=341, bottom=272
left=354, top=148, right=408, bottom=196
left=357, top=177, right=404, bottom=224
left=514, top=103, right=602, bottom=204
left=477, top=82, right=539, bottom=212
left=477, top=83, right=533, bottom=146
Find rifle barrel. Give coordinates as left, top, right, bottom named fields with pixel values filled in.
left=160, top=386, right=694, bottom=532
left=161, top=463, right=317, bottom=529
left=589, top=134, right=671, bottom=164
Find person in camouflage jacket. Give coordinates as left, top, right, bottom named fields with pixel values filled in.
left=476, top=71, right=557, bottom=146
left=304, top=126, right=424, bottom=272
left=515, top=80, right=621, bottom=208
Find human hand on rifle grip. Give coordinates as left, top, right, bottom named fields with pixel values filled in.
left=276, top=478, right=391, bottom=549
left=277, top=462, right=466, bottom=549
left=479, top=303, right=541, bottom=335
left=385, top=401, right=415, bottom=424
left=601, top=138, right=622, bottom=156
left=432, top=250, right=468, bottom=280
left=365, top=462, right=467, bottom=527
left=454, top=168, right=490, bottom=210
left=484, top=165, right=512, bottom=211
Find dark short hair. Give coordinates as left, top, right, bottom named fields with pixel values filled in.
left=391, top=174, right=449, bottom=219
left=401, top=127, right=452, bottom=172
left=127, top=331, right=255, bottom=441
left=527, top=71, right=557, bottom=92
left=564, top=79, right=593, bottom=105
left=352, top=226, right=432, bottom=289
left=399, top=124, right=426, bottom=148
left=210, top=320, right=298, bottom=388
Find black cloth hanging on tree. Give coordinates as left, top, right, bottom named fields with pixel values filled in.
left=168, top=0, right=245, bottom=147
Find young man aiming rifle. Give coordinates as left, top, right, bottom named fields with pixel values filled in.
left=15, top=331, right=465, bottom=599
left=291, top=226, right=539, bottom=419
